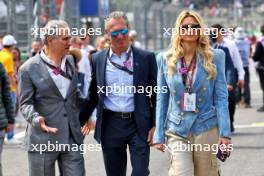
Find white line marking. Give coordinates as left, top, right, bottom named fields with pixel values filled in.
left=235, top=122, right=264, bottom=129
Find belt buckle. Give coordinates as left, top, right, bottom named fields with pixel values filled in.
left=121, top=112, right=130, bottom=119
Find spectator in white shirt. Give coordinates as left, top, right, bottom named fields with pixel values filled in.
left=212, top=24, right=245, bottom=132
left=70, top=37, right=96, bottom=129
left=211, top=24, right=245, bottom=86
left=70, top=37, right=92, bottom=95
left=81, top=35, right=95, bottom=54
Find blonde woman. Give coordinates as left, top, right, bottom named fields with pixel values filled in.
left=153, top=11, right=232, bottom=176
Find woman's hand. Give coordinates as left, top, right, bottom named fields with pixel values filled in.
left=218, top=137, right=232, bottom=157
left=152, top=143, right=166, bottom=152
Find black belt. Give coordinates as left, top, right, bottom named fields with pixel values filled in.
left=104, top=109, right=134, bottom=119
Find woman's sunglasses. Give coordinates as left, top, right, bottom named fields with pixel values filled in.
left=110, top=28, right=129, bottom=37
left=181, top=24, right=201, bottom=29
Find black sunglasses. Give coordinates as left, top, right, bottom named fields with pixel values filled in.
left=181, top=24, right=201, bottom=29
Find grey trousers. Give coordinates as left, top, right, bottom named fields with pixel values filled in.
left=28, top=141, right=85, bottom=176
left=0, top=130, right=5, bottom=176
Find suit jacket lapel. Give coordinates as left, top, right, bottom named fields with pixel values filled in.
left=66, top=75, right=77, bottom=98
left=99, top=49, right=108, bottom=88
left=131, top=46, right=139, bottom=86
left=192, top=55, right=207, bottom=92
left=66, top=57, right=78, bottom=98
left=173, top=61, right=185, bottom=95
left=38, top=56, right=63, bottom=98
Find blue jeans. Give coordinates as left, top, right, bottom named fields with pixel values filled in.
left=6, top=92, right=16, bottom=140
left=0, top=130, right=5, bottom=176
left=10, top=92, right=16, bottom=106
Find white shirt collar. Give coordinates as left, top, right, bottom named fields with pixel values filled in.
left=40, top=50, right=67, bottom=70
left=109, top=45, right=131, bottom=58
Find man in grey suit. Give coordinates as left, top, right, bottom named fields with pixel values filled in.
left=18, top=20, right=86, bottom=176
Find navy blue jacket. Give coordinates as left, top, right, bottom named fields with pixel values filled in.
left=214, top=45, right=236, bottom=86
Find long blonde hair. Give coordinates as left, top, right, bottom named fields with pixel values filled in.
left=166, top=10, right=216, bottom=79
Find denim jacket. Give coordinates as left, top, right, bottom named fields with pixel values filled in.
left=153, top=49, right=231, bottom=144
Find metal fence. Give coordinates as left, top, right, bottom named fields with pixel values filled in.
left=0, top=0, right=34, bottom=51
left=0, top=0, right=263, bottom=52
left=0, top=0, right=79, bottom=52
left=113, top=0, right=264, bottom=51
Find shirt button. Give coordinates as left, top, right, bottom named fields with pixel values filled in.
left=198, top=98, right=202, bottom=102
left=203, top=87, right=207, bottom=91
left=177, top=101, right=180, bottom=105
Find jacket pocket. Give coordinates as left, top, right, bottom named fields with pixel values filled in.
left=167, top=111, right=182, bottom=125
left=199, top=107, right=217, bottom=122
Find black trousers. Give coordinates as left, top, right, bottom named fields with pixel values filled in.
left=257, top=68, right=264, bottom=105
left=228, top=88, right=236, bottom=127
left=237, top=67, right=251, bottom=104
left=101, top=111, right=150, bottom=176
left=228, top=69, right=239, bottom=129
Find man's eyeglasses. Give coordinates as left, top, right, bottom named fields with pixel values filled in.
left=181, top=24, right=201, bottom=29
left=110, top=28, right=129, bottom=37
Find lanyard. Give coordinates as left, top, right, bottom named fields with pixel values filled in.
left=213, top=43, right=220, bottom=49
left=40, top=56, right=72, bottom=80
left=108, top=49, right=133, bottom=75
left=181, top=56, right=197, bottom=93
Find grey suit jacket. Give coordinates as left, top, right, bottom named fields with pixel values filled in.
left=18, top=53, right=83, bottom=152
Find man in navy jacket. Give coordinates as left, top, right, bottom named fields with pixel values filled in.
left=80, top=11, right=157, bottom=176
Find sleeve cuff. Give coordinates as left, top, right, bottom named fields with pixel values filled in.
left=219, top=131, right=231, bottom=139
left=220, top=136, right=231, bottom=140
left=238, top=71, right=245, bottom=81
left=32, top=114, right=41, bottom=128
left=153, top=137, right=165, bottom=144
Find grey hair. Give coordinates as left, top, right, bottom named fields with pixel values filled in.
left=129, top=30, right=137, bottom=37
left=40, top=20, right=70, bottom=45
left=104, top=11, right=129, bottom=30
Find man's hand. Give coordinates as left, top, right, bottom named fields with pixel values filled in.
left=237, top=80, right=244, bottom=89
left=153, top=143, right=166, bottom=152
left=5, top=123, right=14, bottom=133
left=39, top=116, right=58, bottom=133
left=147, top=127, right=155, bottom=145
left=81, top=119, right=96, bottom=136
